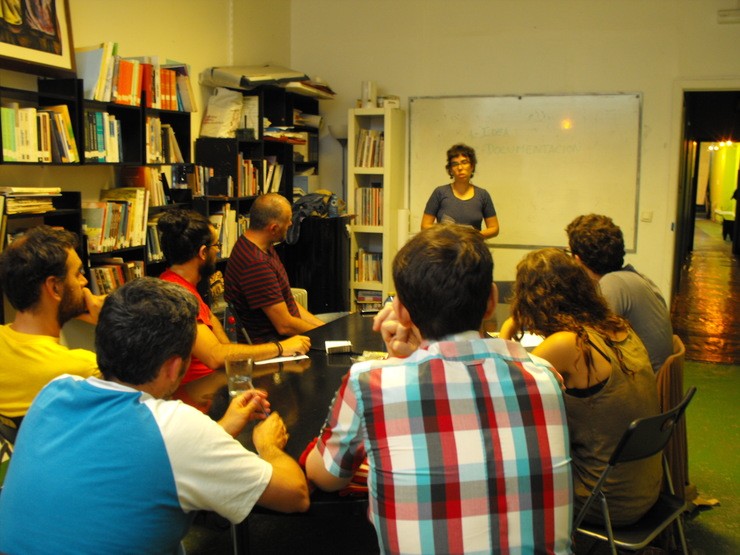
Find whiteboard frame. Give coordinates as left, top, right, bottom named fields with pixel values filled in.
left=408, top=93, right=642, bottom=252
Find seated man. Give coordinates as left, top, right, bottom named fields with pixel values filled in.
left=0, top=226, right=104, bottom=423
left=566, top=214, right=673, bottom=372
left=157, top=208, right=310, bottom=390
left=0, top=278, right=309, bottom=553
left=306, top=224, right=572, bottom=554
left=225, top=193, right=324, bottom=343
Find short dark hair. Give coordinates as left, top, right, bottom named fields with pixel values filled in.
left=565, top=214, right=625, bottom=275
left=95, top=278, right=198, bottom=384
left=445, top=143, right=477, bottom=178
left=157, top=208, right=213, bottom=266
left=392, top=224, right=492, bottom=339
left=0, top=225, right=79, bottom=311
left=249, top=193, right=290, bottom=230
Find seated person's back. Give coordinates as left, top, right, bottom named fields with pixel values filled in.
left=307, top=225, right=573, bottom=554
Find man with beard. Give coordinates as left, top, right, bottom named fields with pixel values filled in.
left=157, top=208, right=310, bottom=388
left=0, top=278, right=309, bottom=553
left=0, top=226, right=105, bottom=423
left=225, top=193, right=324, bottom=344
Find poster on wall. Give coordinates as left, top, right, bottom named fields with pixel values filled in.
left=0, top=0, right=75, bottom=77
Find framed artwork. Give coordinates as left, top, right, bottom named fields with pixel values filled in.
left=0, top=0, right=75, bottom=77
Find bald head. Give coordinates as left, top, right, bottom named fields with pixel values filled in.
left=249, top=193, right=291, bottom=230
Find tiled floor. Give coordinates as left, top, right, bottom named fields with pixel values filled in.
left=671, top=217, right=740, bottom=364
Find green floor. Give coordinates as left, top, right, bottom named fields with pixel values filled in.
left=680, top=361, right=739, bottom=554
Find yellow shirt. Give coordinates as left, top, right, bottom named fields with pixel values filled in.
left=0, top=324, right=100, bottom=418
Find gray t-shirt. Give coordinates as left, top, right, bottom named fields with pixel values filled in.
left=423, top=185, right=496, bottom=230
left=599, top=265, right=674, bottom=372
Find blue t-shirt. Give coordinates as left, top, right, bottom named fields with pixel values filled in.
left=0, top=375, right=271, bottom=554
left=423, top=184, right=496, bottom=230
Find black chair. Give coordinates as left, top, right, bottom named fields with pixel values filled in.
left=573, top=387, right=697, bottom=555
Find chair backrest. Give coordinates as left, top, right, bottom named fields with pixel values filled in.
left=657, top=335, right=686, bottom=411
left=608, top=387, right=696, bottom=466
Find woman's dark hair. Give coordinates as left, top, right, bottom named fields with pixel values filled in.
left=157, top=208, right=213, bottom=265
left=445, top=143, right=477, bottom=178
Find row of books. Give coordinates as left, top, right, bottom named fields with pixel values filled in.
left=82, top=110, right=121, bottom=163
left=81, top=187, right=150, bottom=253
left=194, top=158, right=282, bottom=198
left=144, top=117, right=185, bottom=164
left=1, top=103, right=79, bottom=163
left=87, top=258, right=145, bottom=295
left=354, top=129, right=384, bottom=168
left=354, top=185, right=384, bottom=226
left=0, top=188, right=60, bottom=253
left=208, top=204, right=248, bottom=259
left=75, top=42, right=196, bottom=112
left=119, top=167, right=172, bottom=207
left=354, top=248, right=382, bottom=283
left=354, top=289, right=383, bottom=315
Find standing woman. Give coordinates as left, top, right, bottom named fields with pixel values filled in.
left=421, top=143, right=499, bottom=239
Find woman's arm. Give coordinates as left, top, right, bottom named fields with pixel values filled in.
left=421, top=213, right=436, bottom=230
left=481, top=215, right=499, bottom=238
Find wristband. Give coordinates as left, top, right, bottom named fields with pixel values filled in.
left=274, top=341, right=284, bottom=357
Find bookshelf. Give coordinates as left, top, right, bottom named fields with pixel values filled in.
left=194, top=85, right=320, bottom=208
left=0, top=78, right=191, bottom=166
left=0, top=74, right=195, bottom=309
left=347, top=107, right=405, bottom=313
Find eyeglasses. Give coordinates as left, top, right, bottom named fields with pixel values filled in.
left=449, top=160, right=471, bottom=168
left=206, top=242, right=222, bottom=250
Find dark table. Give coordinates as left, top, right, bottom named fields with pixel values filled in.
left=180, top=312, right=384, bottom=554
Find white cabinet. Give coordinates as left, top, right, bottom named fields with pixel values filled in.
left=346, top=107, right=405, bottom=313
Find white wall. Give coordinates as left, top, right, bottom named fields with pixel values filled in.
left=289, top=0, right=740, bottom=296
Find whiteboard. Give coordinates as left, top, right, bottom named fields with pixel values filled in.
left=409, top=94, right=641, bottom=250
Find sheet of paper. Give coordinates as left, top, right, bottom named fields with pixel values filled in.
left=255, top=354, right=309, bottom=365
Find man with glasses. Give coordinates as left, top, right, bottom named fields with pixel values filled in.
left=157, top=208, right=310, bottom=393
left=225, top=193, right=324, bottom=344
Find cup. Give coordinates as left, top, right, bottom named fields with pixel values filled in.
left=225, top=354, right=254, bottom=398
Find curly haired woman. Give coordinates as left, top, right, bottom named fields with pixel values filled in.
left=501, top=247, right=661, bottom=526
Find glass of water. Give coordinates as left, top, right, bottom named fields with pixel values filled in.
left=224, top=354, right=254, bottom=398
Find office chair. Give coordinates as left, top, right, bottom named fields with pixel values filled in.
left=573, top=386, right=697, bottom=555
left=0, top=414, right=18, bottom=489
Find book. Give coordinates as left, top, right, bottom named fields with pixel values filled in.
left=100, top=187, right=148, bottom=247
left=113, top=58, right=135, bottom=105
left=0, top=186, right=61, bottom=194
left=42, top=105, right=79, bottom=163
left=74, top=42, right=116, bottom=101
left=81, top=201, right=108, bottom=253
left=1, top=105, right=17, bottom=161
left=36, top=111, right=52, bottom=163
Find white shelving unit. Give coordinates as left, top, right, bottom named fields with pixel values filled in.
left=346, top=107, right=405, bottom=313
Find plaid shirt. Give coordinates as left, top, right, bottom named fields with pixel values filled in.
left=316, top=332, right=573, bottom=554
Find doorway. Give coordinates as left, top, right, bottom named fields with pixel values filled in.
left=672, top=90, right=740, bottom=364
left=674, top=90, right=739, bottom=290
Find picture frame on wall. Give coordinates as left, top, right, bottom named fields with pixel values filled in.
left=0, top=0, right=75, bottom=77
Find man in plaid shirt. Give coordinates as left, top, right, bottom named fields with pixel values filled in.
left=307, top=224, right=573, bottom=554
